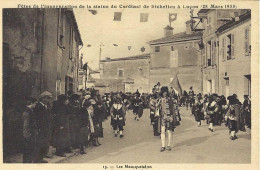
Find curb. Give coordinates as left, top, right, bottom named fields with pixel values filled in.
left=46, top=149, right=80, bottom=163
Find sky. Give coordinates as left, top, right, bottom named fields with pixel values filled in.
left=74, top=8, right=198, bottom=70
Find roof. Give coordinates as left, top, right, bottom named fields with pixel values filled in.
left=65, top=9, right=83, bottom=45
left=149, top=31, right=202, bottom=45
left=100, top=53, right=150, bottom=62
left=216, top=10, right=251, bottom=34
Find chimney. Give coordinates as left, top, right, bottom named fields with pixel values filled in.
left=164, top=25, right=174, bottom=37
left=185, top=20, right=195, bottom=34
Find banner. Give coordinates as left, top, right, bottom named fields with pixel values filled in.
left=114, top=12, right=122, bottom=21
left=140, top=13, right=149, bottom=22
left=169, top=13, right=177, bottom=22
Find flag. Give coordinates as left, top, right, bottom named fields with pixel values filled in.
left=169, top=13, right=177, bottom=22
left=114, top=12, right=122, bottom=21
left=128, top=46, right=131, bottom=51
left=140, top=13, right=149, bottom=22
left=89, top=10, right=97, bottom=15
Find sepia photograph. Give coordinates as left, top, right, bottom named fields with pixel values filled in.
left=1, top=0, right=259, bottom=169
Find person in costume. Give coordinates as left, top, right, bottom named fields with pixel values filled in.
left=188, top=86, right=195, bottom=110
left=132, top=91, right=143, bottom=121
left=110, top=96, right=126, bottom=138
left=158, top=86, right=176, bottom=152
left=149, top=93, right=160, bottom=136
left=206, top=94, right=219, bottom=132
left=194, top=94, right=204, bottom=127
left=226, top=96, right=239, bottom=140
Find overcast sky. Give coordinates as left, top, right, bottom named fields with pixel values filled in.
left=74, top=9, right=198, bottom=70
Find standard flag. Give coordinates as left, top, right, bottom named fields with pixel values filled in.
left=169, top=13, right=177, bottom=22
left=114, top=12, right=122, bottom=21
left=140, top=13, right=149, bottom=22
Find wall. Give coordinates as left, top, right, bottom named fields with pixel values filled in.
left=101, top=58, right=150, bottom=93
left=150, top=39, right=202, bottom=93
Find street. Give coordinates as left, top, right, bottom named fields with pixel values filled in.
left=62, top=107, right=251, bottom=163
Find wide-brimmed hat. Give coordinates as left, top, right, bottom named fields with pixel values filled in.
left=244, top=95, right=249, bottom=98
left=89, top=98, right=96, bottom=104
left=227, top=95, right=235, bottom=105
left=39, top=91, right=52, bottom=98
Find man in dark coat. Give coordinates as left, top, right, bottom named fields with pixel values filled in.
left=22, top=96, right=37, bottom=163
left=52, top=94, right=70, bottom=157
left=243, top=95, right=251, bottom=129
left=68, top=94, right=81, bottom=149
left=34, top=91, right=53, bottom=163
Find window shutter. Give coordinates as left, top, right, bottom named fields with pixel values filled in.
left=222, top=38, right=225, bottom=61
left=245, top=27, right=249, bottom=56
left=231, top=34, right=235, bottom=58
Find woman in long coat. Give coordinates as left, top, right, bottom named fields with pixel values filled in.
left=52, top=95, right=70, bottom=157
left=78, top=100, right=91, bottom=154
left=93, top=101, right=106, bottom=143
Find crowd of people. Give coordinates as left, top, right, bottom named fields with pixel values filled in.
left=182, top=87, right=251, bottom=140
left=21, top=88, right=151, bottom=163
left=21, top=82, right=251, bottom=162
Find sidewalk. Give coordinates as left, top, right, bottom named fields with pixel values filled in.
left=5, top=146, right=80, bottom=163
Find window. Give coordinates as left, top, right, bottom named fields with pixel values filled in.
left=155, top=46, right=160, bottom=52
left=170, top=50, right=178, bottom=67
left=226, top=34, right=235, bottom=60
left=171, top=46, right=174, bottom=51
left=206, top=41, right=212, bottom=66
left=118, top=69, right=123, bottom=77
left=69, top=26, right=74, bottom=60
left=221, top=37, right=226, bottom=61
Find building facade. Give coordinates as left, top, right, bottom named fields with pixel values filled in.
left=197, top=9, right=249, bottom=95
left=216, top=11, right=251, bottom=101
left=99, top=54, right=150, bottom=94
left=3, top=8, right=83, bottom=101
left=3, top=8, right=83, bottom=158
left=149, top=22, right=203, bottom=94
